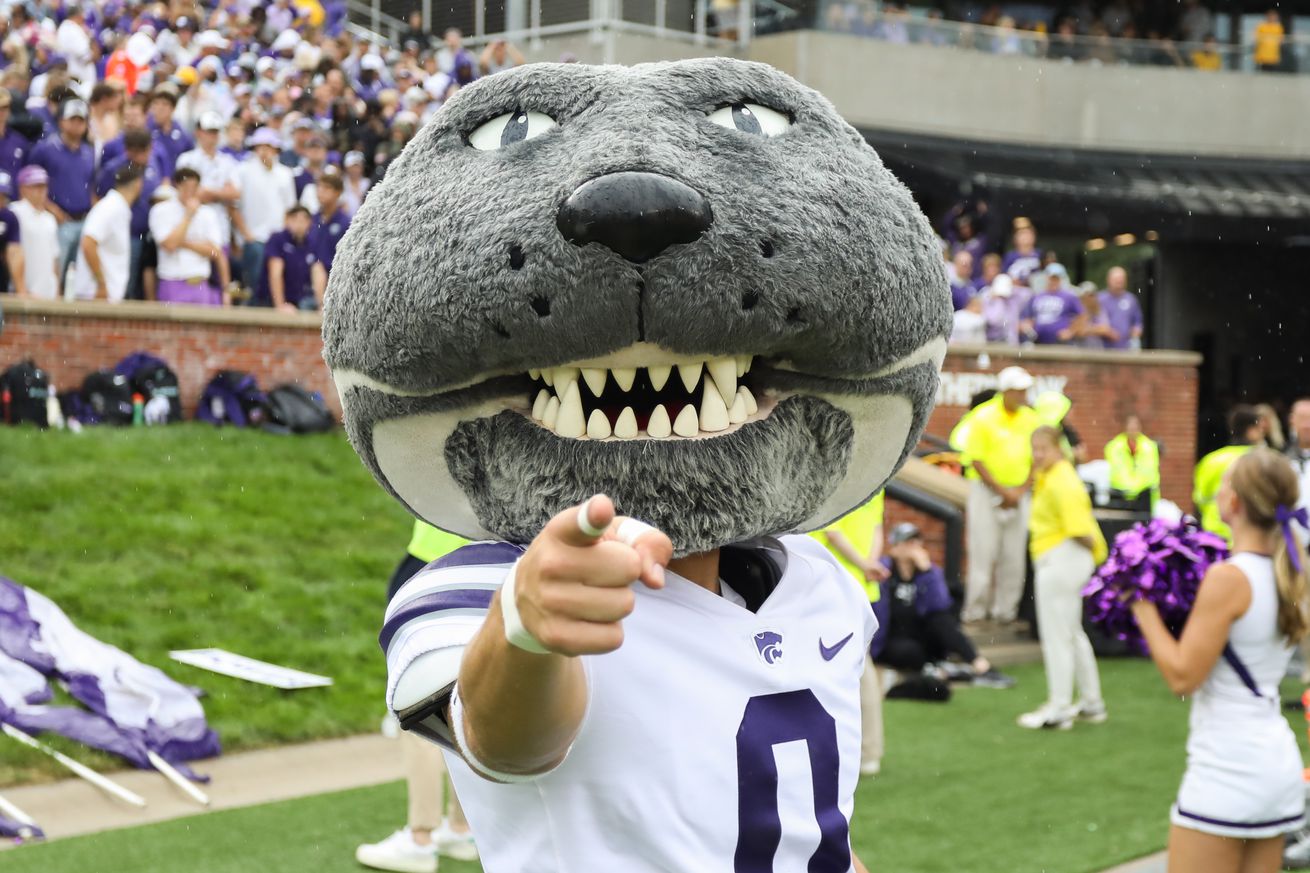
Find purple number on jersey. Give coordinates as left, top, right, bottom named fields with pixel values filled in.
left=734, top=690, right=849, bottom=872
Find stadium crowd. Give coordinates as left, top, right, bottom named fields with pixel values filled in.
left=824, top=1, right=1292, bottom=72
left=941, top=214, right=1144, bottom=351
left=0, top=0, right=530, bottom=308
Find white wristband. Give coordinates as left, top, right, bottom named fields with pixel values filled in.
left=500, top=559, right=551, bottom=655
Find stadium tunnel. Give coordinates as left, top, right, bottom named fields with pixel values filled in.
left=869, top=129, right=1310, bottom=454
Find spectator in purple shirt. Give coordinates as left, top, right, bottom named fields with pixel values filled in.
left=1075, top=284, right=1117, bottom=349
left=1001, top=220, right=1043, bottom=287
left=980, top=270, right=1031, bottom=346
left=0, top=90, right=30, bottom=199
left=949, top=250, right=977, bottom=310
left=309, top=173, right=350, bottom=275
left=1097, top=266, right=1144, bottom=350
left=28, top=97, right=94, bottom=279
left=1021, top=264, right=1085, bottom=344
left=145, top=88, right=194, bottom=176
left=260, top=205, right=325, bottom=312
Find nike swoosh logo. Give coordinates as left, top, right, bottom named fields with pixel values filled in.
left=819, top=633, right=855, bottom=661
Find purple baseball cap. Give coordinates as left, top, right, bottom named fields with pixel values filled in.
left=17, top=165, right=48, bottom=187
left=247, top=126, right=282, bottom=149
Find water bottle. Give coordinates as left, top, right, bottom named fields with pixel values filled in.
left=45, top=383, right=64, bottom=430
left=131, top=393, right=144, bottom=426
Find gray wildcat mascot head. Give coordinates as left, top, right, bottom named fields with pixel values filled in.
left=323, top=58, right=950, bottom=556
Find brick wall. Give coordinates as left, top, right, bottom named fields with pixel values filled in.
left=1, top=298, right=339, bottom=417
left=2, top=301, right=1201, bottom=509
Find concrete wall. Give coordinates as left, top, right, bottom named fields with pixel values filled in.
left=509, top=29, right=735, bottom=66
left=749, top=31, right=1310, bottom=160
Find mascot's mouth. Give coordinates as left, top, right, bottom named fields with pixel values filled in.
left=524, top=351, right=764, bottom=441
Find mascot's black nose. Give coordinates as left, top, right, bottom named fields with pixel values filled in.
left=556, top=172, right=713, bottom=264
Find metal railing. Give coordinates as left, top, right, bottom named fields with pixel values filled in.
left=817, top=2, right=1310, bottom=75
left=349, top=0, right=750, bottom=51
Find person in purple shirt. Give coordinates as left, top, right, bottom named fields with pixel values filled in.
left=949, top=249, right=977, bottom=311
left=1097, top=266, right=1144, bottom=350
left=0, top=90, right=30, bottom=198
left=260, top=206, right=325, bottom=311
left=1000, top=220, right=1042, bottom=287
left=1020, top=264, right=1086, bottom=345
left=309, top=173, right=350, bottom=275
left=870, top=523, right=1010, bottom=687
left=28, top=97, right=94, bottom=278
left=145, top=89, right=193, bottom=176
left=0, top=172, right=23, bottom=294
left=96, top=128, right=164, bottom=300
left=1075, top=284, right=1116, bottom=349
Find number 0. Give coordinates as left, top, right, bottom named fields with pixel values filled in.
left=734, top=689, right=849, bottom=872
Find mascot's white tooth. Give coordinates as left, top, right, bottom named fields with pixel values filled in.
left=699, top=383, right=730, bottom=432
left=678, top=362, right=703, bottom=393
left=543, top=369, right=555, bottom=387
left=648, top=365, right=672, bottom=392
left=737, top=355, right=752, bottom=377
left=555, top=367, right=580, bottom=399
left=673, top=404, right=699, bottom=438
left=647, top=405, right=672, bottom=439
left=612, top=368, right=636, bottom=392
left=587, top=409, right=612, bottom=440
left=581, top=368, right=607, bottom=397
left=556, top=382, right=585, bottom=438
left=728, top=393, right=747, bottom=424
left=543, top=395, right=560, bottom=429
left=532, top=389, right=550, bottom=420
left=707, top=359, right=736, bottom=406
left=614, top=407, right=638, bottom=439
left=528, top=368, right=540, bottom=381
left=738, top=386, right=758, bottom=415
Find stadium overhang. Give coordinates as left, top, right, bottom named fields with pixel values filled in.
left=865, top=129, right=1310, bottom=246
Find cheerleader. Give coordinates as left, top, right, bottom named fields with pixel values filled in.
left=1133, top=448, right=1309, bottom=873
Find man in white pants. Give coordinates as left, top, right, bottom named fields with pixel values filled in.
left=961, top=366, right=1040, bottom=624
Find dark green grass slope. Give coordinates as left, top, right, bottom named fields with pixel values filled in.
left=0, top=425, right=411, bottom=784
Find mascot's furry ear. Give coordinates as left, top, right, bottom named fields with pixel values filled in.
left=324, top=57, right=950, bottom=556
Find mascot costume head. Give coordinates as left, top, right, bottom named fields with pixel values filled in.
left=324, top=58, right=950, bottom=555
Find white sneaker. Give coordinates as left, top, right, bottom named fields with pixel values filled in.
left=434, top=823, right=479, bottom=862
left=355, top=828, right=438, bottom=873
left=1016, top=705, right=1075, bottom=730
left=859, top=760, right=881, bottom=777
left=1076, top=701, right=1108, bottom=724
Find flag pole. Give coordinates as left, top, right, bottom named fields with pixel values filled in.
left=0, top=790, right=40, bottom=839
left=146, top=751, right=210, bottom=806
left=1, top=724, right=146, bottom=808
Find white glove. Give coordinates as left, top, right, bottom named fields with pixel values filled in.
left=144, top=395, right=171, bottom=425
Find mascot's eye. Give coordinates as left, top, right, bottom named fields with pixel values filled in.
left=468, top=110, right=558, bottom=151
left=707, top=103, right=790, bottom=137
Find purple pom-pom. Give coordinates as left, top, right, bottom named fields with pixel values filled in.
left=1082, top=518, right=1229, bottom=655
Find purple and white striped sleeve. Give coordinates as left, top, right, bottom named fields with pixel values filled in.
left=381, top=542, right=524, bottom=726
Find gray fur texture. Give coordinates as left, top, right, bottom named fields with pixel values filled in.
left=323, top=57, right=951, bottom=551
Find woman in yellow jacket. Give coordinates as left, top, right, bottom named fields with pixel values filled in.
left=1018, top=426, right=1109, bottom=730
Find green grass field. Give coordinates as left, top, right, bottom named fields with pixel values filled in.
left=12, top=658, right=1309, bottom=873
left=0, top=425, right=411, bottom=784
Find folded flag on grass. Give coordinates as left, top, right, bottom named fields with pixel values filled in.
left=0, top=577, right=220, bottom=781
left=1083, top=518, right=1229, bottom=655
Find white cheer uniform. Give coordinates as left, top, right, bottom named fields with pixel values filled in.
left=1171, top=552, right=1305, bottom=838
left=382, top=535, right=876, bottom=872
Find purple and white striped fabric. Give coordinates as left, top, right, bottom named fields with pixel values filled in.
left=381, top=542, right=522, bottom=723
left=0, top=577, right=220, bottom=780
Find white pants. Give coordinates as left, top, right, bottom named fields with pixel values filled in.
left=860, top=653, right=883, bottom=767
left=964, top=480, right=1031, bottom=622
left=402, top=729, right=467, bottom=831
left=1034, top=540, right=1103, bottom=712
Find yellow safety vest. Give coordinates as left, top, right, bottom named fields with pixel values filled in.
left=1104, top=433, right=1160, bottom=502
left=1193, top=445, right=1252, bottom=543
left=811, top=493, right=885, bottom=602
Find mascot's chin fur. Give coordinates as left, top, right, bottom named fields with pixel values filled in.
left=324, top=58, right=950, bottom=556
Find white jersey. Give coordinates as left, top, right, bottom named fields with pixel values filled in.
left=383, top=536, right=876, bottom=872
